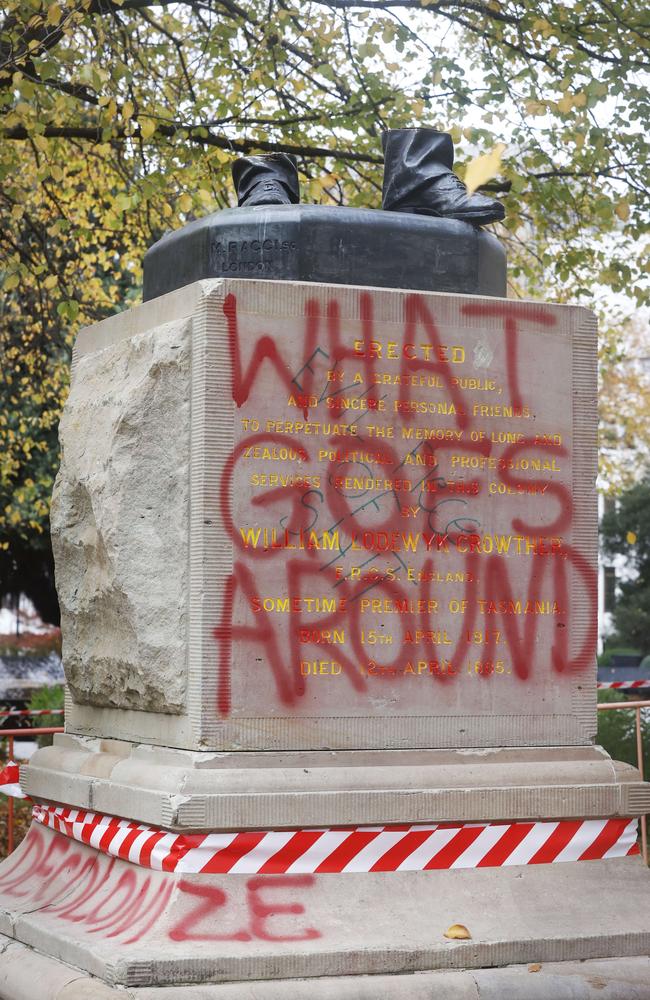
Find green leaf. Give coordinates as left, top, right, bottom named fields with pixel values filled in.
left=3, top=273, right=19, bottom=291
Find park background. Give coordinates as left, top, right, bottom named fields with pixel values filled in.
left=0, top=0, right=649, bottom=850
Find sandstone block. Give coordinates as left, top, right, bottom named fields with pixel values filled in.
left=54, top=279, right=598, bottom=752
left=52, top=316, right=191, bottom=715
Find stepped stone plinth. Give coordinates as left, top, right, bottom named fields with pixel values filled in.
left=1, top=209, right=649, bottom=998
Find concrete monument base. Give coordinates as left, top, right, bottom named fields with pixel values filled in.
left=0, top=822, right=648, bottom=996
left=1, top=946, right=650, bottom=1000
left=24, top=736, right=650, bottom=829
left=26, top=270, right=649, bottom=999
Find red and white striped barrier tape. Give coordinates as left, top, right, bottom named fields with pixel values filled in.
left=0, top=708, right=63, bottom=718
left=597, top=681, right=650, bottom=690
left=32, top=805, right=639, bottom=873
left=0, top=762, right=26, bottom=799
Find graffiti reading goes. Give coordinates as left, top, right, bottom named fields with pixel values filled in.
left=214, top=290, right=597, bottom=721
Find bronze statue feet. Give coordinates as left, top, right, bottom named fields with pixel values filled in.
left=230, top=129, right=505, bottom=226
left=381, top=128, right=505, bottom=226
left=231, top=153, right=300, bottom=207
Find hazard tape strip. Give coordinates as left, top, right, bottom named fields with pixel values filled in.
left=597, top=681, right=650, bottom=689
left=31, top=805, right=639, bottom=873
left=0, top=762, right=27, bottom=799
left=0, top=708, right=63, bottom=717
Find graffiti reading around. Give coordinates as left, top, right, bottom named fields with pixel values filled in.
left=212, top=286, right=597, bottom=728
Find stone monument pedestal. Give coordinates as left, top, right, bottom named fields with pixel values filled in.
left=0, top=821, right=649, bottom=999
left=23, top=738, right=648, bottom=830
left=1, top=275, right=648, bottom=998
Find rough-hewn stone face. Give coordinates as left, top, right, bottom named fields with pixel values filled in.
left=51, top=317, right=191, bottom=714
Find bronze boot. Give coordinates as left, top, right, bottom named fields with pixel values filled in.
left=231, top=153, right=300, bottom=207
left=382, top=128, right=505, bottom=226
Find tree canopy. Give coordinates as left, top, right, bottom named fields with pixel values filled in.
left=599, top=318, right=650, bottom=493
left=1, top=0, right=649, bottom=617
left=601, top=478, right=650, bottom=650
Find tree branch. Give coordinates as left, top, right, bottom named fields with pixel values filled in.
left=3, top=122, right=384, bottom=162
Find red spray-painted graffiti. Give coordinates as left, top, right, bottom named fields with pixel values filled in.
left=214, top=290, right=597, bottom=717
left=0, top=826, right=171, bottom=944
left=0, top=827, right=322, bottom=946
left=169, top=875, right=320, bottom=943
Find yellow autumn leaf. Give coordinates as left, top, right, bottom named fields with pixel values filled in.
left=557, top=95, right=574, bottom=114
left=444, top=923, right=471, bottom=940
left=464, top=142, right=506, bottom=195
left=47, top=2, right=62, bottom=25
left=524, top=100, right=545, bottom=116
left=122, top=100, right=134, bottom=121
left=573, top=92, right=587, bottom=107
left=178, top=193, right=193, bottom=213
left=615, top=200, right=630, bottom=222
left=139, top=118, right=157, bottom=140
left=627, top=531, right=637, bottom=544
left=308, top=178, right=325, bottom=200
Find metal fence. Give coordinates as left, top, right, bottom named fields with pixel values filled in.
left=0, top=703, right=647, bottom=863
left=0, top=725, right=64, bottom=854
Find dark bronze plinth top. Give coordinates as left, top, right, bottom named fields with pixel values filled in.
left=143, top=204, right=506, bottom=301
